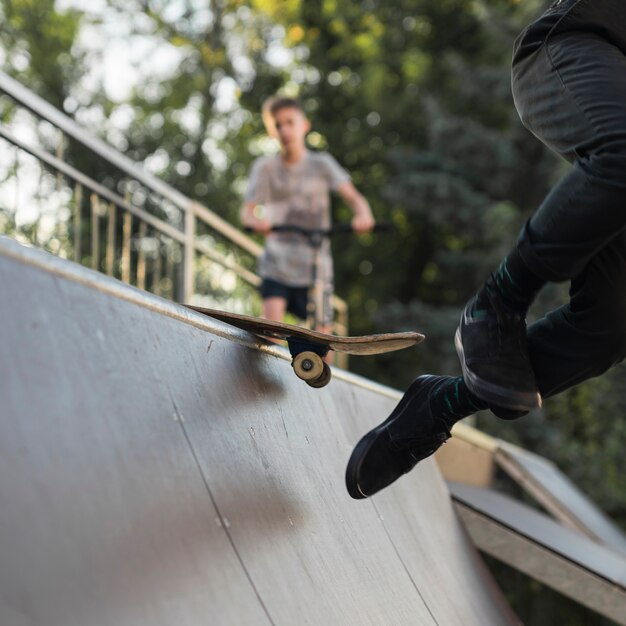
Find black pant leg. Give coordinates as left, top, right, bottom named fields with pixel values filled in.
left=527, top=230, right=626, bottom=399
left=512, top=4, right=626, bottom=281
left=500, top=1, right=626, bottom=399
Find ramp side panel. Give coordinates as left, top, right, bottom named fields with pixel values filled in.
left=497, top=442, right=626, bottom=555
left=0, top=238, right=517, bottom=626
left=449, top=483, right=626, bottom=587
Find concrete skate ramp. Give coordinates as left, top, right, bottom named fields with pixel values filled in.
left=0, top=237, right=517, bottom=626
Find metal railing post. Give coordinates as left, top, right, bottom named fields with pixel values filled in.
left=183, top=207, right=195, bottom=303
left=121, top=212, right=132, bottom=285
left=73, top=182, right=82, bottom=264
left=90, top=194, right=100, bottom=271
left=137, top=222, right=147, bottom=290
left=106, top=202, right=116, bottom=276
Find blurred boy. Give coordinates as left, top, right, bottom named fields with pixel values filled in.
left=241, top=97, right=374, bottom=332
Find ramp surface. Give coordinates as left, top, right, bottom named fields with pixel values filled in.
left=0, top=237, right=518, bottom=626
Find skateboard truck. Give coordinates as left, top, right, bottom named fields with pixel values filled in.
left=287, top=339, right=332, bottom=388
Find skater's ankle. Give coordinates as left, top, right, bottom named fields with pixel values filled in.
left=430, top=376, right=488, bottom=428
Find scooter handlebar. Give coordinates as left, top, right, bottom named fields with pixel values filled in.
left=244, top=223, right=391, bottom=237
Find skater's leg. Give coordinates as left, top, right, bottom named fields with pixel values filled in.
left=514, top=32, right=626, bottom=281
left=346, top=232, right=626, bottom=500
left=458, top=25, right=626, bottom=410
left=345, top=2, right=626, bottom=498
left=262, top=297, right=288, bottom=322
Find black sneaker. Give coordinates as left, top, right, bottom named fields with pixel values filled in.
left=491, top=405, right=529, bottom=420
left=455, top=290, right=541, bottom=412
left=345, top=375, right=452, bottom=500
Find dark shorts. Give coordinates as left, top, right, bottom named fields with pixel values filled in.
left=260, top=278, right=309, bottom=320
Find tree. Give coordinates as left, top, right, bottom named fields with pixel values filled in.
left=0, top=0, right=84, bottom=109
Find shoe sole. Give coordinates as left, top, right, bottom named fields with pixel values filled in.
left=345, top=377, right=427, bottom=500
left=455, top=328, right=541, bottom=411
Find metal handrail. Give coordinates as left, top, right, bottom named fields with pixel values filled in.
left=0, top=70, right=263, bottom=260
left=0, top=125, right=261, bottom=287
left=0, top=126, right=184, bottom=244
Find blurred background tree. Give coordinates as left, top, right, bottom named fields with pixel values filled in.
left=0, top=2, right=624, bottom=622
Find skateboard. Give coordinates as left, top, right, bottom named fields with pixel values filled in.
left=186, top=306, right=424, bottom=388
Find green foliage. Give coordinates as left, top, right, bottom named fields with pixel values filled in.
left=0, top=0, right=84, bottom=108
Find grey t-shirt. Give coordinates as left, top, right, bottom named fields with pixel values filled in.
left=245, top=150, right=350, bottom=287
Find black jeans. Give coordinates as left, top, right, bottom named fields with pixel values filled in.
left=510, top=0, right=626, bottom=399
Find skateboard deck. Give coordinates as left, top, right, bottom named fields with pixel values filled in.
left=186, top=305, right=424, bottom=388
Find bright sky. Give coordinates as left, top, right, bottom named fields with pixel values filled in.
left=56, top=0, right=186, bottom=102
left=54, top=0, right=292, bottom=103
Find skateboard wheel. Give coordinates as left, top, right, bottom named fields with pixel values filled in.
left=307, top=363, right=332, bottom=389
left=292, top=351, right=324, bottom=381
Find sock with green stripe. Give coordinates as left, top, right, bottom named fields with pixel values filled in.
left=430, top=376, right=488, bottom=428
left=478, top=248, right=545, bottom=315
